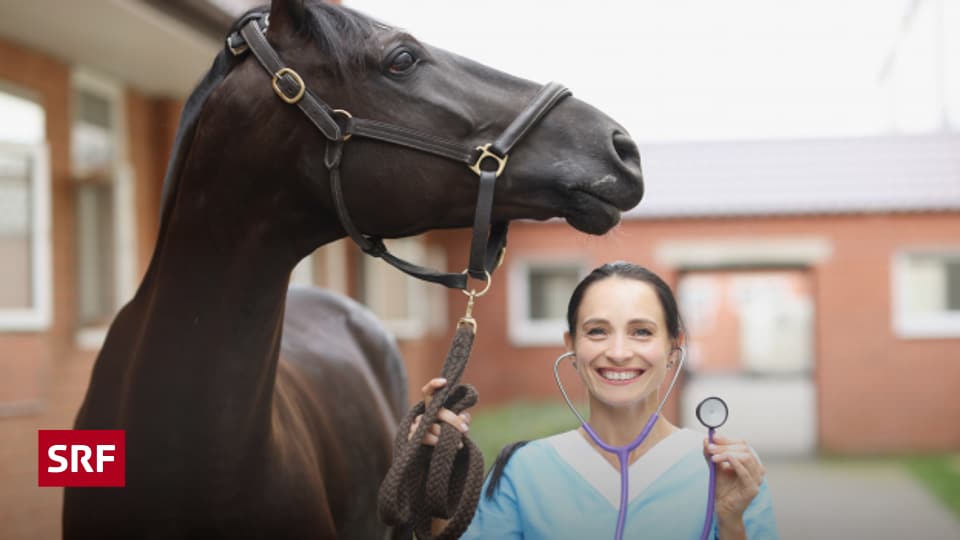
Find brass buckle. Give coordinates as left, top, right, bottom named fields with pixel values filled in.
left=468, top=144, right=508, bottom=178
left=272, top=68, right=306, bottom=104
left=332, top=109, right=353, bottom=142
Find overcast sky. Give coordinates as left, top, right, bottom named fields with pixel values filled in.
left=345, top=0, right=956, bottom=143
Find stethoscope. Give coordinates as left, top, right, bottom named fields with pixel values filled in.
left=553, top=349, right=729, bottom=540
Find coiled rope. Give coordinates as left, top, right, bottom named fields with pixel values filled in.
left=378, top=288, right=488, bottom=539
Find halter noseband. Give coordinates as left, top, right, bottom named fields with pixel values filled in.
left=228, top=14, right=570, bottom=289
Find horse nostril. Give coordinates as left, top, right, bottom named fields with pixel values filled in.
left=611, top=131, right=644, bottom=205
left=612, top=132, right=641, bottom=168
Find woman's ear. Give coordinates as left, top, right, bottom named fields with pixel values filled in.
left=667, top=337, right=686, bottom=368
left=562, top=333, right=579, bottom=369
left=670, top=335, right=686, bottom=355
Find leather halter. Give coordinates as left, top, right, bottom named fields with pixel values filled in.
left=228, top=14, right=571, bottom=289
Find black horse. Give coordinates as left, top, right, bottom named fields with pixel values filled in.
left=65, top=1, right=643, bottom=538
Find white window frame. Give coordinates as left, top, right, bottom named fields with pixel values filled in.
left=892, top=248, right=960, bottom=339
left=508, top=257, right=586, bottom=347
left=0, top=142, right=52, bottom=331
left=361, top=238, right=447, bottom=340
left=71, top=68, right=137, bottom=349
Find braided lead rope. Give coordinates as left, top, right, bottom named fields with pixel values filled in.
left=378, top=324, right=485, bottom=540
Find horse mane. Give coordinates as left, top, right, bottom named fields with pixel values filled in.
left=484, top=440, right=529, bottom=500
left=158, top=3, right=384, bottom=220
left=299, top=2, right=382, bottom=80
left=157, top=13, right=248, bottom=218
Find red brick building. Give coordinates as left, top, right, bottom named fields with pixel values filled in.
left=0, top=2, right=227, bottom=538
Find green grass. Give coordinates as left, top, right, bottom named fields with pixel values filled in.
left=902, top=454, right=960, bottom=518
left=468, top=400, right=582, bottom=470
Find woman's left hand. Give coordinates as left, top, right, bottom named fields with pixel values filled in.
left=704, top=434, right=766, bottom=520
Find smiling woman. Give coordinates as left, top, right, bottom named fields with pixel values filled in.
left=416, top=262, right=780, bottom=539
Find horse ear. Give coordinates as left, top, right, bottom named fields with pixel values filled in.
left=269, top=0, right=307, bottom=32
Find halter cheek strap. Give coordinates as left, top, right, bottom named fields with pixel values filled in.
left=230, top=14, right=571, bottom=289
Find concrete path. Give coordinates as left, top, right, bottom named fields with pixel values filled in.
left=764, top=459, right=960, bottom=540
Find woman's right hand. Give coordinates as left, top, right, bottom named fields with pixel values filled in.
left=408, top=377, right=471, bottom=446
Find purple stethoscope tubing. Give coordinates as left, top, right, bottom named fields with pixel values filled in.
left=703, top=427, right=717, bottom=540
left=553, top=348, right=718, bottom=540
left=580, top=413, right=660, bottom=540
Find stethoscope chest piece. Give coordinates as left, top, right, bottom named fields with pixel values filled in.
left=695, top=396, right=728, bottom=540
left=696, top=396, right=728, bottom=430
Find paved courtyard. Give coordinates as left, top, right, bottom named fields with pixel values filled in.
left=765, top=459, right=960, bottom=540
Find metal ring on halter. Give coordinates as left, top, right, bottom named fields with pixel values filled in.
left=553, top=347, right=687, bottom=426
left=226, top=34, right=248, bottom=56
left=459, top=269, right=492, bottom=297
left=331, top=109, right=353, bottom=141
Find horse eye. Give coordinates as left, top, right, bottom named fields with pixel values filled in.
left=387, top=50, right=417, bottom=75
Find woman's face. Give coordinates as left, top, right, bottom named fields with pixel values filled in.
left=563, top=277, right=676, bottom=409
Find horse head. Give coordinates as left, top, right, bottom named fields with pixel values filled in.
left=171, top=0, right=642, bottom=268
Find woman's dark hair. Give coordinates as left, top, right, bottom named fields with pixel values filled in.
left=566, top=261, right=683, bottom=342
left=484, top=441, right=529, bottom=500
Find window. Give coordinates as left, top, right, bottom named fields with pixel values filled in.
left=72, top=69, right=136, bottom=347
left=508, top=259, right=584, bottom=346
left=893, top=250, right=960, bottom=338
left=358, top=238, right=447, bottom=340
left=0, top=87, right=51, bottom=331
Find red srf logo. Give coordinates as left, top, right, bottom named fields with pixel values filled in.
left=38, top=430, right=125, bottom=487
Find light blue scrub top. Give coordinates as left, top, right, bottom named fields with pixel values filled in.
left=461, top=428, right=779, bottom=540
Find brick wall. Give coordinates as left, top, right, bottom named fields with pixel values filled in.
left=127, top=91, right=183, bottom=278
left=0, top=34, right=81, bottom=540
left=0, top=35, right=183, bottom=540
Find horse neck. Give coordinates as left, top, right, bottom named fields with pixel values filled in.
left=101, top=164, right=331, bottom=454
